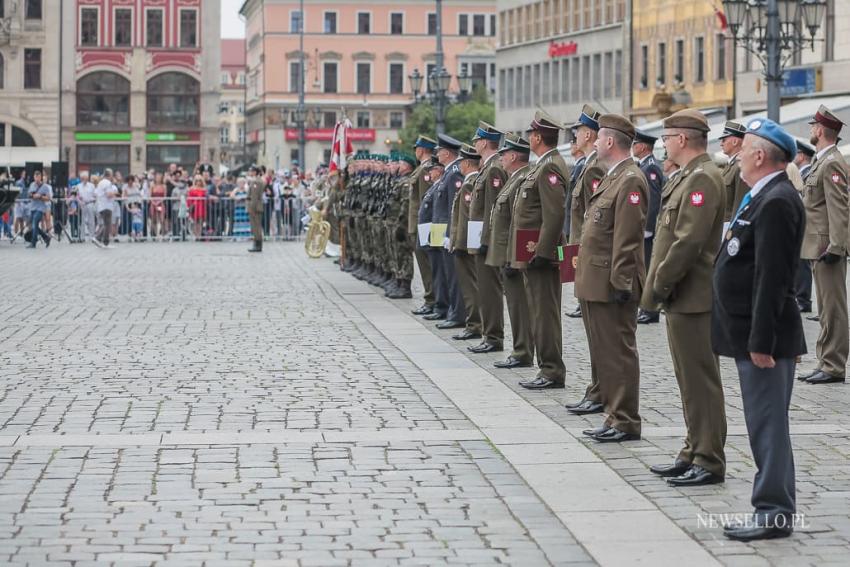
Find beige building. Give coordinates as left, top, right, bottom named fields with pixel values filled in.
left=0, top=0, right=62, bottom=167
left=220, top=39, right=247, bottom=170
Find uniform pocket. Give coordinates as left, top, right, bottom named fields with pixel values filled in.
left=660, top=204, right=680, bottom=231
left=590, top=254, right=611, bottom=268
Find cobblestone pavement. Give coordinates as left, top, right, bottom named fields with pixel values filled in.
left=1, top=241, right=848, bottom=566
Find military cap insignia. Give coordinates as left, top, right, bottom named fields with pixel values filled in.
left=549, top=174, right=560, bottom=185
left=493, top=178, right=501, bottom=188
left=628, top=192, right=641, bottom=205
left=690, top=192, right=705, bottom=207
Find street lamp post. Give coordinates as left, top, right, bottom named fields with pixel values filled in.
left=297, top=0, right=306, bottom=168
left=722, top=0, right=827, bottom=122
left=434, top=0, right=447, bottom=134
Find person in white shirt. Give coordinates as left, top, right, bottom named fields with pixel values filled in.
left=77, top=171, right=97, bottom=240
left=94, top=169, right=118, bottom=248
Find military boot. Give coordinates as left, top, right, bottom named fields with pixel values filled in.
left=384, top=278, right=400, bottom=297
left=389, top=279, right=412, bottom=299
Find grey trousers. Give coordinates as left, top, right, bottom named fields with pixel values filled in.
left=428, top=248, right=449, bottom=316
left=735, top=357, right=796, bottom=526
left=443, top=249, right=466, bottom=323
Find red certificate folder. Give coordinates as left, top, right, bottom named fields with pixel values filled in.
left=558, top=244, right=580, bottom=283
left=514, top=229, right=540, bottom=262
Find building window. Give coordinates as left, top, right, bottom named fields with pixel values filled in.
left=324, top=12, right=337, bottom=34
left=571, top=56, right=580, bottom=101
left=615, top=49, right=623, bottom=97
left=11, top=126, right=34, bottom=146
left=0, top=54, right=4, bottom=89
left=238, top=73, right=245, bottom=85
left=77, top=145, right=130, bottom=176
left=639, top=44, right=648, bottom=89
left=694, top=36, right=704, bottom=83
left=237, top=102, right=244, bottom=114
left=542, top=61, right=550, bottom=105
left=289, top=61, right=302, bottom=93
left=428, top=13, right=437, bottom=35
left=24, top=48, right=41, bottom=89
left=389, top=63, right=404, bottom=94
left=675, top=39, right=684, bottom=83
left=490, top=14, right=496, bottom=36
left=498, top=69, right=506, bottom=108
left=114, top=8, right=132, bottom=47
left=147, top=72, right=200, bottom=128
left=524, top=65, right=532, bottom=107
left=179, top=9, right=198, bottom=48
left=26, top=0, right=42, bottom=19
left=358, top=12, right=370, bottom=34
left=356, top=111, right=370, bottom=128
left=221, top=72, right=229, bottom=85
left=356, top=63, right=371, bottom=95
left=473, top=14, right=486, bottom=36
left=581, top=55, right=590, bottom=99
left=716, top=33, right=727, bottom=80
left=323, top=62, right=338, bottom=93
left=237, top=126, right=245, bottom=144
left=459, top=14, right=469, bottom=36
left=219, top=101, right=229, bottom=113
left=290, top=10, right=303, bottom=33
left=592, top=53, right=601, bottom=99
left=657, top=42, right=666, bottom=86
left=77, top=72, right=131, bottom=128
left=603, top=51, right=613, bottom=98
left=389, top=111, right=404, bottom=129
left=80, top=7, right=99, bottom=46
left=470, top=62, right=488, bottom=91
left=146, top=145, right=200, bottom=174
left=146, top=9, right=164, bottom=47
left=220, top=127, right=230, bottom=144
left=583, top=0, right=591, bottom=29
left=322, top=111, right=337, bottom=128
left=390, top=13, right=403, bottom=35
left=561, top=58, right=570, bottom=102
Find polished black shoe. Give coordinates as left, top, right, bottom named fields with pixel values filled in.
left=468, top=342, right=504, bottom=354
left=436, top=320, right=464, bottom=330
left=422, top=312, right=447, bottom=321
left=564, top=397, right=588, bottom=409
left=649, top=459, right=691, bottom=477
left=666, top=465, right=724, bottom=487
left=519, top=376, right=565, bottom=390
left=566, top=399, right=604, bottom=415
left=805, top=370, right=845, bottom=384
left=724, top=525, right=792, bottom=542
left=637, top=312, right=659, bottom=324
left=806, top=313, right=820, bottom=321
left=566, top=305, right=582, bottom=318
left=796, top=368, right=820, bottom=381
left=589, top=427, right=640, bottom=442
left=411, top=304, right=433, bottom=316
left=582, top=425, right=611, bottom=437
left=452, top=329, right=482, bottom=341
left=797, top=302, right=812, bottom=313
left=494, top=356, right=532, bottom=369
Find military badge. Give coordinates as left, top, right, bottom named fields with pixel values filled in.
left=424, top=175, right=430, bottom=182
left=593, top=209, right=602, bottom=223
left=592, top=179, right=600, bottom=192
left=549, top=174, right=559, bottom=185
left=650, top=173, right=657, bottom=181
left=628, top=192, right=641, bottom=205
left=727, top=237, right=740, bottom=257
left=690, top=192, right=705, bottom=206
left=455, top=180, right=462, bottom=188
left=464, top=192, right=472, bottom=202
left=832, top=173, right=844, bottom=184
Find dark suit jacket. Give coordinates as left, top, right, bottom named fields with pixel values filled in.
left=639, top=155, right=664, bottom=237
left=563, top=155, right=586, bottom=235
left=432, top=159, right=462, bottom=227
left=712, top=172, right=807, bottom=359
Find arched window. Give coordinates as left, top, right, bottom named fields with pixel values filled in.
left=11, top=126, right=36, bottom=146
left=0, top=53, right=4, bottom=89
left=77, top=72, right=130, bottom=127
left=147, top=73, right=200, bottom=129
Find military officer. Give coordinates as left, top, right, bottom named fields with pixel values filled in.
left=409, top=137, right=438, bottom=315
left=633, top=130, right=664, bottom=325
left=510, top=111, right=569, bottom=390
left=431, top=134, right=467, bottom=330
left=489, top=134, right=535, bottom=369
left=386, top=153, right=416, bottom=299
left=713, top=119, right=805, bottom=542
left=719, top=121, right=751, bottom=221
left=797, top=104, right=850, bottom=385
left=793, top=139, right=816, bottom=314
left=563, top=124, right=586, bottom=237
left=419, top=158, right=450, bottom=321
left=449, top=144, right=483, bottom=340
left=641, top=109, right=727, bottom=482
left=247, top=165, right=265, bottom=253
left=565, top=106, right=604, bottom=321
left=468, top=122, right=508, bottom=354
left=574, top=114, right=647, bottom=442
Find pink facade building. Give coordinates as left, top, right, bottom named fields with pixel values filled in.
left=239, top=0, right=497, bottom=171
left=60, top=0, right=221, bottom=175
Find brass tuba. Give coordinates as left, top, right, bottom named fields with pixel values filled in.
left=304, top=206, right=331, bottom=258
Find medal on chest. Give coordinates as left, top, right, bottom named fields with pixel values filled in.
left=727, top=237, right=740, bottom=257
left=593, top=209, right=602, bottom=223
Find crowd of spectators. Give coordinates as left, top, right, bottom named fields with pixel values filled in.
left=1, top=162, right=328, bottom=248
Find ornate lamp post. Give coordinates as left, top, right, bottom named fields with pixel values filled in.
left=722, top=0, right=827, bottom=121
left=457, top=70, right=473, bottom=101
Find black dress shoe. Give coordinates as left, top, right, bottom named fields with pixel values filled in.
left=666, top=465, right=724, bottom=486
left=805, top=370, right=845, bottom=384
left=796, top=368, right=820, bottom=382
left=422, top=312, right=447, bottom=321
left=566, top=305, right=582, bottom=318
left=564, top=398, right=587, bottom=409
left=494, top=356, right=532, bottom=369
left=649, top=459, right=691, bottom=477
left=724, top=525, right=792, bottom=542
left=566, top=399, right=604, bottom=415
left=519, top=376, right=565, bottom=390
left=436, top=320, right=464, bottom=329
left=411, top=305, right=433, bottom=316
left=452, top=329, right=482, bottom=340
left=797, top=303, right=812, bottom=313
left=637, top=313, right=659, bottom=324
left=806, top=314, right=820, bottom=321
left=582, top=425, right=611, bottom=437
left=468, top=342, right=504, bottom=354
left=589, top=427, right=640, bottom=442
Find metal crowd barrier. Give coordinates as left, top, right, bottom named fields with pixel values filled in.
left=4, top=195, right=311, bottom=243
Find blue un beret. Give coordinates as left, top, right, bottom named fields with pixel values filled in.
left=746, top=118, right=796, bottom=162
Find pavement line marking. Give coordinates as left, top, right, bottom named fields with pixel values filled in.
left=322, top=267, right=720, bottom=567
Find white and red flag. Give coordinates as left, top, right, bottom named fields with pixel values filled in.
left=329, top=118, right=354, bottom=173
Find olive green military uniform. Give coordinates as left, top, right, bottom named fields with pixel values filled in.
left=408, top=162, right=436, bottom=307
left=451, top=171, right=482, bottom=334
left=568, top=151, right=605, bottom=244
left=509, top=148, right=568, bottom=382
left=393, top=173, right=415, bottom=283
left=487, top=164, right=534, bottom=363
left=576, top=158, right=647, bottom=436
left=802, top=144, right=850, bottom=377
left=721, top=154, right=750, bottom=222
left=247, top=176, right=265, bottom=250
left=640, top=153, right=727, bottom=474
left=470, top=154, right=508, bottom=348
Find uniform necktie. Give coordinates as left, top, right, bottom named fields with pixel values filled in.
left=729, top=191, right=752, bottom=227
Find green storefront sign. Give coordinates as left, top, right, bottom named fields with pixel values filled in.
left=146, top=133, right=195, bottom=142
left=75, top=132, right=132, bottom=142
